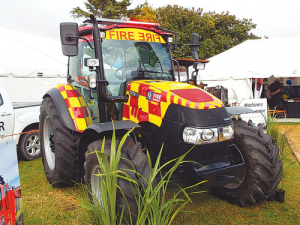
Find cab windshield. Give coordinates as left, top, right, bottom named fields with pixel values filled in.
left=101, top=39, right=174, bottom=81
left=70, top=39, right=174, bottom=84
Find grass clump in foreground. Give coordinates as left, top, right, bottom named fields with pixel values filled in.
left=79, top=126, right=205, bottom=225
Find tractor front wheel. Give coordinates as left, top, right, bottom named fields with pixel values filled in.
left=84, top=137, right=152, bottom=223
left=213, top=119, right=282, bottom=206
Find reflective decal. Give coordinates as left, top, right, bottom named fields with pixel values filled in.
left=123, top=80, right=224, bottom=127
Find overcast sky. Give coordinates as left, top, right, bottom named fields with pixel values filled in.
left=1, top=0, right=300, bottom=42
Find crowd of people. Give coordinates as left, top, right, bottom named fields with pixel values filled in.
left=252, top=77, right=297, bottom=111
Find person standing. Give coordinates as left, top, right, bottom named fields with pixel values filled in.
left=267, top=78, right=282, bottom=109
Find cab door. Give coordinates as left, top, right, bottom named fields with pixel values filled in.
left=0, top=87, right=14, bottom=143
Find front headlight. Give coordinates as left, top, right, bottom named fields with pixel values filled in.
left=183, top=124, right=234, bottom=145
left=183, top=127, right=218, bottom=144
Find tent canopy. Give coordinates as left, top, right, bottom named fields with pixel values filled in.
left=0, top=27, right=67, bottom=78
left=199, top=37, right=300, bottom=80
left=0, top=28, right=67, bottom=102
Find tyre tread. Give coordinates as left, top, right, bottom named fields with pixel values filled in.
left=214, top=119, right=282, bottom=206
left=84, top=137, right=152, bottom=223
left=40, top=97, right=80, bottom=187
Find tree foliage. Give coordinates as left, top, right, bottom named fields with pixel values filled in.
left=70, top=2, right=260, bottom=59
left=157, top=5, right=260, bottom=59
left=70, top=0, right=131, bottom=19
left=128, top=2, right=157, bottom=22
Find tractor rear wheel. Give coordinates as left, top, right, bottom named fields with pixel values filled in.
left=40, top=97, right=80, bottom=187
left=84, top=137, right=152, bottom=223
left=213, top=119, right=282, bottom=206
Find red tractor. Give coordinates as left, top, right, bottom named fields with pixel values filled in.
left=40, top=15, right=282, bottom=220
left=0, top=177, right=22, bottom=224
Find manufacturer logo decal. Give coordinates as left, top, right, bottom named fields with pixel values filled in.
left=146, top=90, right=154, bottom=100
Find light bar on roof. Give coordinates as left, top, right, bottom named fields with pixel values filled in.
left=82, top=18, right=160, bottom=28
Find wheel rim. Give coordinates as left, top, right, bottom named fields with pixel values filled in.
left=91, top=165, right=104, bottom=207
left=25, top=134, right=41, bottom=157
left=43, top=115, right=55, bottom=170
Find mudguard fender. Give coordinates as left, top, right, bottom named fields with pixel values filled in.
left=79, top=120, right=140, bottom=153
left=78, top=120, right=140, bottom=178
left=43, top=84, right=92, bottom=132
left=44, top=88, right=76, bottom=131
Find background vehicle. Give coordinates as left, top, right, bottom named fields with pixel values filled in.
left=0, top=86, right=41, bottom=160
left=0, top=176, right=22, bottom=225
left=40, top=15, right=282, bottom=219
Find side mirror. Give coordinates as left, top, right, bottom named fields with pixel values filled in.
left=190, top=33, right=199, bottom=60
left=60, top=22, right=79, bottom=56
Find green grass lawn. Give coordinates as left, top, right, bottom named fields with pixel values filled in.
left=19, top=138, right=300, bottom=224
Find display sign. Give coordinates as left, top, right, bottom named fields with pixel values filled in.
left=238, top=98, right=268, bottom=126
left=0, top=140, right=23, bottom=224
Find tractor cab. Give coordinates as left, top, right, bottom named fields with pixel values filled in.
left=63, top=17, right=184, bottom=123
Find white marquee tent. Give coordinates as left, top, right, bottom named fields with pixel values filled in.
left=0, top=28, right=67, bottom=102
left=196, top=37, right=300, bottom=104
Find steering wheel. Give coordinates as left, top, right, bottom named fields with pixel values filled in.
left=114, top=65, right=136, bottom=79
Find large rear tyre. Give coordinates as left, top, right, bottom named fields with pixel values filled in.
left=84, top=137, right=152, bottom=223
left=213, top=119, right=282, bottom=206
left=18, top=131, right=41, bottom=161
left=40, top=97, right=80, bottom=187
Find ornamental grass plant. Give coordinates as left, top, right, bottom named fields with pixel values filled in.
left=79, top=125, right=205, bottom=225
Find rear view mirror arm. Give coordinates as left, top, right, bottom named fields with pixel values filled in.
left=174, top=44, right=199, bottom=54
left=63, top=36, right=94, bottom=49
left=172, top=59, right=181, bottom=82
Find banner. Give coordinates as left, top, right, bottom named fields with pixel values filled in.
left=0, top=140, right=23, bottom=224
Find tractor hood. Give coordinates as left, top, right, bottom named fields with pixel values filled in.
left=122, top=80, right=224, bottom=127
